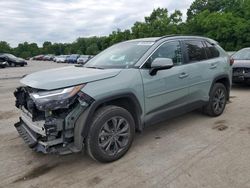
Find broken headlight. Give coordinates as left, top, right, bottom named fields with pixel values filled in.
left=30, top=84, right=85, bottom=111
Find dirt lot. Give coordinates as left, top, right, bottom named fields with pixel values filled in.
left=0, top=61, right=250, bottom=188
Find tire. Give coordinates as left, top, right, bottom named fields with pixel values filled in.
left=20, top=64, right=24, bottom=67
left=9, top=62, right=15, bottom=67
left=86, top=105, right=135, bottom=163
left=203, top=83, right=227, bottom=117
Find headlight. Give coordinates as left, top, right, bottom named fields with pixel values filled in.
left=30, top=84, right=85, bottom=111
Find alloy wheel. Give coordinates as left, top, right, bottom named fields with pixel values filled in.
left=212, top=88, right=226, bottom=114
left=98, top=116, right=130, bottom=156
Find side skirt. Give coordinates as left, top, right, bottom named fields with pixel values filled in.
left=144, top=100, right=207, bottom=127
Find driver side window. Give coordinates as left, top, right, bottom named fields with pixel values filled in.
left=144, top=41, right=183, bottom=68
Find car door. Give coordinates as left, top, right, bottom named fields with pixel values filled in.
left=139, top=41, right=189, bottom=118
left=183, top=40, right=219, bottom=103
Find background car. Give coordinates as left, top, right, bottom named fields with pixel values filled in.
left=232, top=48, right=250, bottom=84
left=43, top=54, right=55, bottom=61
left=76, top=55, right=92, bottom=64
left=0, top=56, right=7, bottom=68
left=55, top=55, right=69, bottom=63
left=32, top=55, right=44, bottom=61
left=0, top=53, right=27, bottom=67
left=66, top=54, right=80, bottom=64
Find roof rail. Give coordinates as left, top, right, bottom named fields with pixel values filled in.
left=156, top=34, right=181, bottom=41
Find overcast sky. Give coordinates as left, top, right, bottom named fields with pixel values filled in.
left=0, top=0, right=193, bottom=47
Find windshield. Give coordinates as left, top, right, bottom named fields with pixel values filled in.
left=85, top=41, right=154, bottom=69
left=232, top=49, right=250, bottom=60
left=5, top=54, right=17, bottom=58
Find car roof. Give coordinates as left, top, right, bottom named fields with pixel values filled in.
left=239, top=47, right=250, bottom=50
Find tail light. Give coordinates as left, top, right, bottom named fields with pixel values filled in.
left=229, top=58, right=234, bottom=66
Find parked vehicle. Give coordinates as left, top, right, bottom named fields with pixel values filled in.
left=0, top=53, right=27, bottom=67
left=14, top=36, right=232, bottom=162
left=231, top=48, right=250, bottom=84
left=33, top=55, right=44, bottom=61
left=66, top=54, right=80, bottom=64
left=77, top=55, right=93, bottom=64
left=43, top=54, right=55, bottom=61
left=55, top=55, right=69, bottom=63
left=0, top=56, right=7, bottom=68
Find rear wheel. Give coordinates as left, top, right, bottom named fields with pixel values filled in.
left=86, top=106, right=135, bottom=163
left=203, top=83, right=227, bottom=117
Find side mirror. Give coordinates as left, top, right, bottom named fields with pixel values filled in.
left=149, top=58, right=174, bottom=76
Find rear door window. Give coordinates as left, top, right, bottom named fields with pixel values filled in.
left=204, top=41, right=220, bottom=59
left=184, top=41, right=207, bottom=62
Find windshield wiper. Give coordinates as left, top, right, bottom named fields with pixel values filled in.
left=74, top=64, right=104, bottom=69
left=86, top=66, right=104, bottom=70
left=74, top=64, right=84, bottom=67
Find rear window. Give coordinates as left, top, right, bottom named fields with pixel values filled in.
left=204, top=41, right=220, bottom=59
left=232, top=48, right=250, bottom=60
left=185, top=41, right=207, bottom=62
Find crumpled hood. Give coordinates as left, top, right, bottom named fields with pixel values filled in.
left=233, top=60, right=250, bottom=68
left=21, top=66, right=121, bottom=90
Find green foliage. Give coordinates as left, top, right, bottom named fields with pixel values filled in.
left=187, top=0, right=243, bottom=21
left=186, top=0, right=250, bottom=50
left=131, top=8, right=183, bottom=38
left=1, top=0, right=250, bottom=58
left=0, top=41, right=11, bottom=53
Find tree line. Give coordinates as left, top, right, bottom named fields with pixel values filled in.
left=1, top=0, right=250, bottom=59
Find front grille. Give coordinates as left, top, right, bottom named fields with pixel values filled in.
left=233, top=67, right=250, bottom=74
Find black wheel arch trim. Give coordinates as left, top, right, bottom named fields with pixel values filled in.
left=210, top=74, right=231, bottom=99
left=80, top=93, right=143, bottom=139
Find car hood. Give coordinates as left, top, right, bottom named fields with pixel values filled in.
left=21, top=66, right=122, bottom=90
left=233, top=60, right=250, bottom=68
left=11, top=57, right=25, bottom=63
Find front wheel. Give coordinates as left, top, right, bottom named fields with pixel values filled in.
left=203, top=83, right=227, bottom=117
left=86, top=106, right=135, bottom=163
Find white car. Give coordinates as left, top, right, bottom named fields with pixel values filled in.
left=55, top=55, right=69, bottom=63
left=77, top=55, right=92, bottom=64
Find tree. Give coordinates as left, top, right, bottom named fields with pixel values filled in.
left=0, top=41, right=11, bottom=53
left=3, top=2, right=250, bottom=57
left=86, top=43, right=99, bottom=55
left=131, top=8, right=184, bottom=38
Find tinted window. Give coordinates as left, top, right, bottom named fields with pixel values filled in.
left=185, top=41, right=207, bottom=62
left=144, top=41, right=183, bottom=68
left=204, top=41, right=220, bottom=59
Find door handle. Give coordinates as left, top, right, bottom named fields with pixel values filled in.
left=179, top=72, right=189, bottom=79
left=210, top=63, right=217, bottom=69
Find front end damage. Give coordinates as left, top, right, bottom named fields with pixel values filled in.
left=14, top=85, right=94, bottom=154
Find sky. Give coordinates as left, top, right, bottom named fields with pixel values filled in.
left=0, top=0, right=193, bottom=47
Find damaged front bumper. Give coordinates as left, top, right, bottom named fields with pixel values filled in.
left=14, top=86, right=93, bottom=154
left=14, top=119, right=64, bottom=153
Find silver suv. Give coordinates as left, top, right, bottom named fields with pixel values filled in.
left=14, top=36, right=232, bottom=162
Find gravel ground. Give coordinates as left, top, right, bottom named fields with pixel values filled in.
left=0, top=61, right=250, bottom=188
